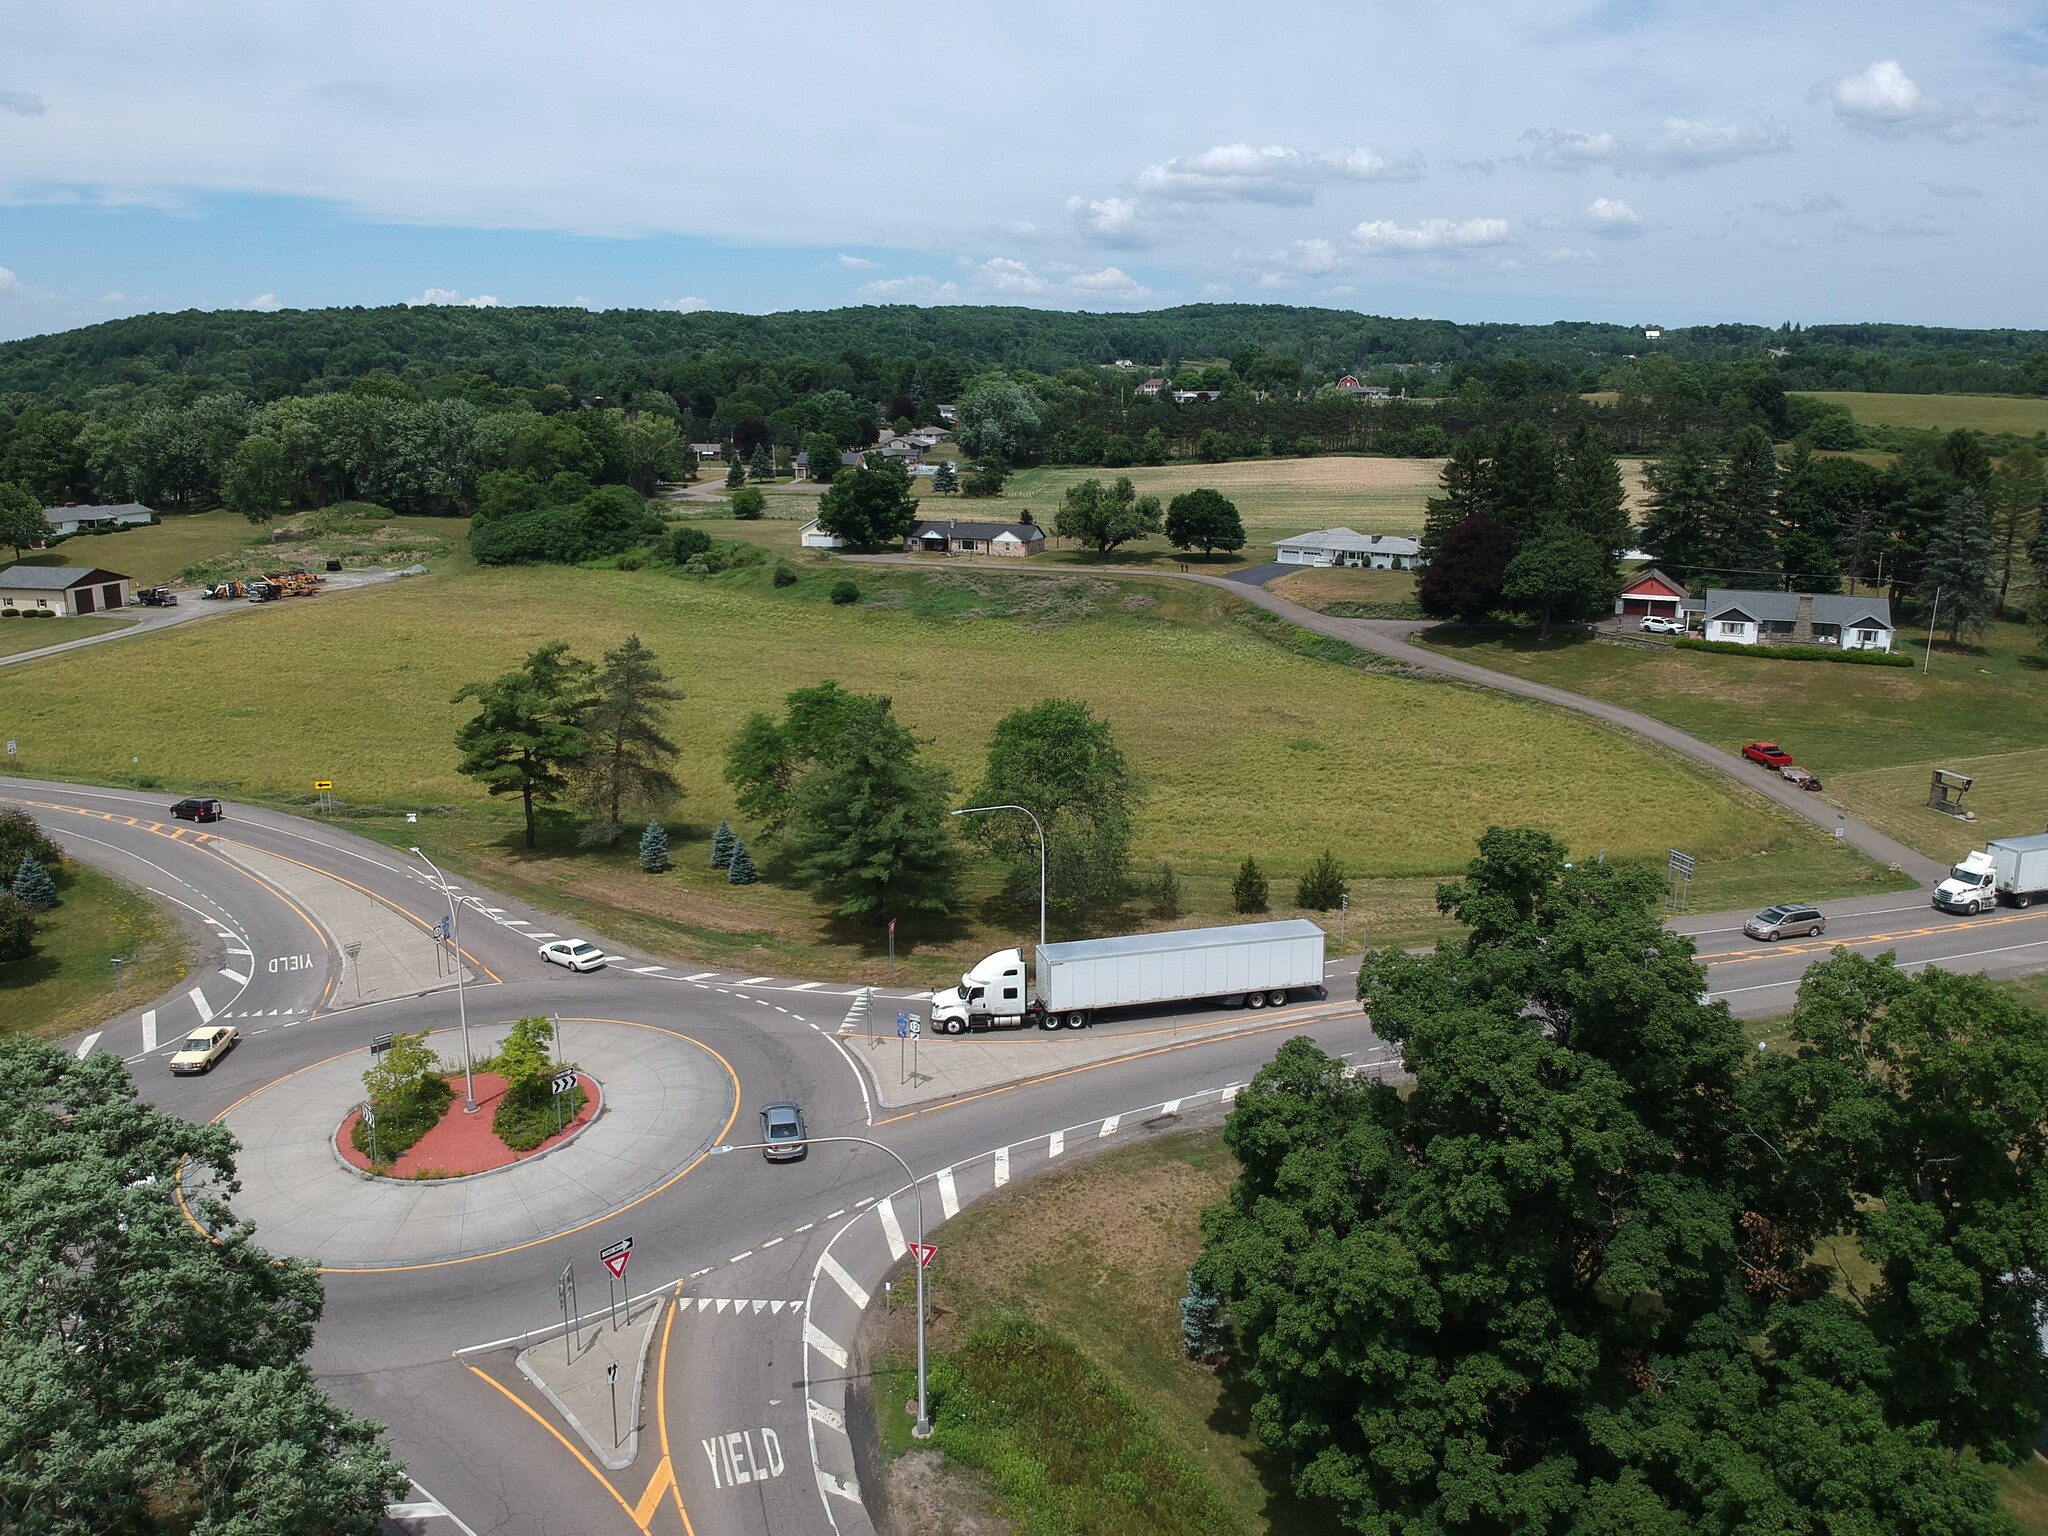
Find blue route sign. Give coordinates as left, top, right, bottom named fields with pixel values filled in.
left=896, top=1012, right=910, bottom=1038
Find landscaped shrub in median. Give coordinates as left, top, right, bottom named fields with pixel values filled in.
left=926, top=1316, right=1241, bottom=1536
left=485, top=1014, right=583, bottom=1152
left=352, top=1028, right=452, bottom=1164
left=1672, top=636, right=1915, bottom=667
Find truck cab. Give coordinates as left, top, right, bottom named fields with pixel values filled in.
left=930, top=948, right=1039, bottom=1034
left=1933, top=850, right=1996, bottom=914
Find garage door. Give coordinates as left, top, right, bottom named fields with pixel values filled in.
left=75, top=586, right=94, bottom=614
left=102, top=584, right=122, bottom=610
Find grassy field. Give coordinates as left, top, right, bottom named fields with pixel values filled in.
left=1417, top=620, right=2048, bottom=868
left=0, top=861, right=192, bottom=1038
left=1265, top=566, right=1418, bottom=613
left=1794, top=392, right=2048, bottom=437
left=0, top=614, right=133, bottom=656
left=0, top=550, right=1875, bottom=977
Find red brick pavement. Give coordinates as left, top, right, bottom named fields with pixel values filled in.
left=338, top=1071, right=597, bottom=1177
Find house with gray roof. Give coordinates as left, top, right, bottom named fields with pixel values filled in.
left=43, top=502, right=154, bottom=537
left=0, top=564, right=133, bottom=616
left=905, top=517, right=1044, bottom=558
left=1701, top=589, right=1894, bottom=652
left=1273, top=527, right=1425, bottom=570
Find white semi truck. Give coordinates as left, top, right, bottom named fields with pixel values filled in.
left=1931, top=831, right=2048, bottom=914
left=927, top=918, right=1327, bottom=1033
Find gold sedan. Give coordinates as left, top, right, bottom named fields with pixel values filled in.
left=169, top=1025, right=239, bottom=1075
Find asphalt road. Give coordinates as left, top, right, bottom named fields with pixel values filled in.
left=11, top=780, right=2043, bottom=1536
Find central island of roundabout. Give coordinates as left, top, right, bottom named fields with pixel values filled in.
left=183, top=1017, right=738, bottom=1270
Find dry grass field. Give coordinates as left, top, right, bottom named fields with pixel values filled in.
left=1795, top=392, right=2048, bottom=437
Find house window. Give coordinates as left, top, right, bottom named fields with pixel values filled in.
left=1717, top=620, right=1742, bottom=636
left=1855, top=628, right=1879, bottom=645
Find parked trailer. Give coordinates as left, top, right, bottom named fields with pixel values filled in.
left=929, top=918, right=1327, bottom=1033
left=1932, top=831, right=2048, bottom=913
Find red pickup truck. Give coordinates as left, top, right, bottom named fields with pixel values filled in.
left=1742, top=742, right=1796, bottom=770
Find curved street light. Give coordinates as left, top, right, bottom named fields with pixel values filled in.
left=950, top=803, right=1046, bottom=951
left=713, top=1133, right=933, bottom=1438
left=410, top=846, right=478, bottom=1114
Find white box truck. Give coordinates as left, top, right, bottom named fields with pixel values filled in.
left=928, top=918, right=1328, bottom=1033
left=1931, top=831, right=2048, bottom=914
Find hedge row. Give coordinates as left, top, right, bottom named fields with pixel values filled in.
left=1672, top=636, right=1915, bottom=667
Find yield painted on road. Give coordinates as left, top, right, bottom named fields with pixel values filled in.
left=700, top=1426, right=786, bottom=1490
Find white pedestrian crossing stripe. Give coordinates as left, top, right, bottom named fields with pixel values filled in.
left=220, top=969, right=249, bottom=985
left=75, top=1032, right=101, bottom=1059
left=1048, top=1129, right=1065, bottom=1158
left=189, top=987, right=213, bottom=1023
left=875, top=1197, right=908, bottom=1261
left=140, top=1010, right=158, bottom=1052
left=820, top=1252, right=869, bottom=1309
left=936, top=1166, right=959, bottom=1220
left=805, top=1320, right=848, bottom=1369
left=994, top=1146, right=1010, bottom=1187
left=1099, top=1114, right=1120, bottom=1137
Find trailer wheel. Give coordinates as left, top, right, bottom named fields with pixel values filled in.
left=1065, top=1011, right=1088, bottom=1029
left=1266, top=989, right=1288, bottom=1007
left=1246, top=991, right=1265, bottom=1009
left=2018, top=893, right=2033, bottom=909
left=1038, top=1012, right=1061, bottom=1031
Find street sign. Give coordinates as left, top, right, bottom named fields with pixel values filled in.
left=896, top=1014, right=909, bottom=1039
left=369, top=1033, right=394, bottom=1055
left=1667, top=849, right=1696, bottom=877
left=4, top=740, right=14, bottom=756
left=888, top=918, right=896, bottom=937
left=600, top=1236, right=633, bottom=1280
left=909, top=1017, right=922, bottom=1039
left=550, top=1069, right=578, bottom=1097
left=606, top=1361, right=619, bottom=1384
left=313, top=779, right=333, bottom=791
left=361, top=1102, right=376, bottom=1128
left=911, top=1243, right=936, bottom=1269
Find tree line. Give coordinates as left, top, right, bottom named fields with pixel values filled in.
left=1192, top=825, right=2048, bottom=1536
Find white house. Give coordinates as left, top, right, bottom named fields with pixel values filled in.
left=798, top=519, right=846, bottom=550
left=43, top=502, right=154, bottom=537
left=1700, top=589, right=1894, bottom=652
left=1272, top=528, right=1425, bottom=570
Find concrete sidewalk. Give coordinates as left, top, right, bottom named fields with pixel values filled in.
left=517, top=1293, right=664, bottom=1470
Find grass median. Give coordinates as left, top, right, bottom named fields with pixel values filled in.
left=0, top=862, right=191, bottom=1039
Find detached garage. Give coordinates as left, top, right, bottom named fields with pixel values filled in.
left=0, top=565, right=132, bottom=616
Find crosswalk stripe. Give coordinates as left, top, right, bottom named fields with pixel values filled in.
left=936, top=1167, right=959, bottom=1220
left=1161, top=1097, right=1181, bottom=1116
left=786, top=980, right=823, bottom=991
left=1099, top=1114, right=1120, bottom=1138
left=224, top=946, right=252, bottom=958
left=140, top=1010, right=157, bottom=1051
left=529, top=932, right=559, bottom=940
left=683, top=971, right=719, bottom=981
left=1048, top=1129, right=1065, bottom=1158
left=75, top=1032, right=101, bottom=1059
left=820, top=1252, right=870, bottom=1309
left=630, top=965, right=667, bottom=974
left=808, top=1399, right=847, bottom=1434
left=805, top=1321, right=848, bottom=1369
left=189, top=988, right=213, bottom=1023
left=994, top=1147, right=1010, bottom=1187
left=875, top=1197, right=908, bottom=1261
left=220, top=969, right=249, bottom=985
left=738, top=975, right=775, bottom=985
left=385, top=1501, right=449, bottom=1519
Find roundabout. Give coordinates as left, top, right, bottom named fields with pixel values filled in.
left=184, top=1017, right=739, bottom=1270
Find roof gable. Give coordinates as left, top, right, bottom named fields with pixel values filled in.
left=1620, top=567, right=1687, bottom=598
left=0, top=564, right=130, bottom=590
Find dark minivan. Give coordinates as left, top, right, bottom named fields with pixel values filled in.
left=170, top=798, right=224, bottom=823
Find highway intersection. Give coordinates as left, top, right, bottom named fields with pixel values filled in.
left=9, top=775, right=2047, bottom=1536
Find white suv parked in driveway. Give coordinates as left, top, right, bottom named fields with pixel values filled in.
left=1639, top=615, right=1686, bottom=635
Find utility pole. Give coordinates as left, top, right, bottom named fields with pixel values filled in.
left=411, top=847, right=478, bottom=1113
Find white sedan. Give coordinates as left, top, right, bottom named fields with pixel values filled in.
left=538, top=939, right=608, bottom=972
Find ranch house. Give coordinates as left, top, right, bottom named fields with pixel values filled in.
left=1273, top=528, right=1424, bottom=570
left=905, top=518, right=1044, bottom=557
left=1701, top=589, right=1895, bottom=652
left=43, top=502, right=155, bottom=537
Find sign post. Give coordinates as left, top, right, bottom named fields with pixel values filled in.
left=370, top=1033, right=394, bottom=1056
left=1666, top=849, right=1696, bottom=914
left=607, top=1360, right=621, bottom=1448
left=551, top=1068, right=577, bottom=1137
left=557, top=1262, right=578, bottom=1363
left=888, top=917, right=896, bottom=982
left=600, top=1238, right=633, bottom=1329
left=313, top=779, right=334, bottom=814
left=361, top=1101, right=378, bottom=1166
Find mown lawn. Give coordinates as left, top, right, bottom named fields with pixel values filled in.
left=1418, top=620, right=2048, bottom=866
left=0, top=614, right=133, bottom=656
left=0, top=861, right=192, bottom=1039
left=9, top=510, right=253, bottom=588
left=1795, top=391, right=2048, bottom=437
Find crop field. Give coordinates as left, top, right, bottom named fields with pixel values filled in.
left=1795, top=391, right=2048, bottom=437
left=1419, top=620, right=2048, bottom=865
left=0, top=558, right=1862, bottom=962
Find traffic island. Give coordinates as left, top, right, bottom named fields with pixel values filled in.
left=335, top=1070, right=598, bottom=1179
left=516, top=1293, right=665, bottom=1471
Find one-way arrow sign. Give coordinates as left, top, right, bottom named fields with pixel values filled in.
left=599, top=1237, right=633, bottom=1280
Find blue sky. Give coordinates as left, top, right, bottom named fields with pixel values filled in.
left=0, top=1, right=2043, bottom=342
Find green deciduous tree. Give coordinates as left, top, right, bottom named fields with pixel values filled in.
left=0, top=1038, right=408, bottom=1532
left=1502, top=527, right=1614, bottom=639
left=451, top=641, right=595, bottom=849
left=968, top=698, right=1142, bottom=914
left=723, top=680, right=889, bottom=834
left=1139, top=427, right=1167, bottom=466
left=0, top=889, right=36, bottom=960
left=1151, top=863, right=1182, bottom=919
left=0, top=806, right=62, bottom=887
left=362, top=1027, right=443, bottom=1110
left=638, top=821, right=671, bottom=872
left=0, top=480, right=44, bottom=558
left=1293, top=849, right=1347, bottom=911
left=221, top=433, right=290, bottom=540
left=1164, top=488, right=1246, bottom=557
left=576, top=634, right=683, bottom=841
left=953, top=374, right=1042, bottom=463
left=1231, top=857, right=1268, bottom=914
left=787, top=707, right=961, bottom=922
left=728, top=485, right=765, bottom=520
left=1054, top=475, right=1163, bottom=554
left=816, top=456, right=918, bottom=550
left=802, top=432, right=842, bottom=484
left=1919, top=486, right=1998, bottom=642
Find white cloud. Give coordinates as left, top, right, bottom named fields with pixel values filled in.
left=0, top=267, right=19, bottom=293
left=979, top=256, right=1046, bottom=294
left=1520, top=115, right=1790, bottom=175
left=1201, top=283, right=1232, bottom=298
left=835, top=253, right=877, bottom=268
left=1255, top=272, right=1294, bottom=289
left=98, top=290, right=124, bottom=303
left=1815, top=60, right=2033, bottom=141
left=1352, top=217, right=1509, bottom=254
left=1065, top=265, right=1145, bottom=296
left=1539, top=247, right=1599, bottom=266
left=408, top=287, right=499, bottom=307
left=859, top=274, right=961, bottom=302
left=1134, top=142, right=1423, bottom=204
left=1065, top=195, right=1149, bottom=247
left=659, top=296, right=708, bottom=311
left=0, top=90, right=45, bottom=117
left=1583, top=197, right=1644, bottom=237
left=245, top=291, right=279, bottom=309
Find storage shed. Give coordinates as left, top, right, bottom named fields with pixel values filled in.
left=0, top=565, right=132, bottom=616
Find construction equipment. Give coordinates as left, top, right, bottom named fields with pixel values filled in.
left=201, top=580, right=247, bottom=601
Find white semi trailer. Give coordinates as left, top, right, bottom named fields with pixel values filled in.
left=928, top=918, right=1328, bottom=1033
left=1932, top=831, right=2048, bottom=914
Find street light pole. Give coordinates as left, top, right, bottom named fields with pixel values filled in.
left=951, top=804, right=1046, bottom=952
left=410, top=846, right=477, bottom=1114
left=713, top=1133, right=933, bottom=1437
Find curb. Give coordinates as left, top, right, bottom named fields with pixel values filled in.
left=514, top=1293, right=666, bottom=1471
left=329, top=1071, right=604, bottom=1184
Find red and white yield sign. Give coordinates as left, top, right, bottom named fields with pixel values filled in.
left=599, top=1237, right=633, bottom=1280
left=910, top=1242, right=936, bottom=1270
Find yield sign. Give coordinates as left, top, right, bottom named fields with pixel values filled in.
left=599, top=1236, right=632, bottom=1280
left=910, top=1243, right=937, bottom=1270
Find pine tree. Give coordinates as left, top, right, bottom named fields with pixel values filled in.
left=1713, top=426, right=1781, bottom=590
left=749, top=443, right=773, bottom=482
left=1639, top=432, right=1722, bottom=583
left=1919, top=487, right=1999, bottom=643
left=711, top=818, right=736, bottom=869
left=10, top=852, right=55, bottom=908
left=638, top=821, right=670, bottom=873
left=1232, top=857, right=1269, bottom=915
left=931, top=458, right=958, bottom=495
left=1421, top=430, right=1490, bottom=562
left=1556, top=422, right=1630, bottom=568
left=1295, top=849, right=1348, bottom=911
left=1181, top=1271, right=1228, bottom=1362
left=1152, top=863, right=1183, bottom=920
left=726, top=838, right=757, bottom=885
left=724, top=458, right=746, bottom=490
left=1485, top=421, right=1557, bottom=542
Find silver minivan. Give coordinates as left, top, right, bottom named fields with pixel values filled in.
left=1744, top=904, right=1826, bottom=942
